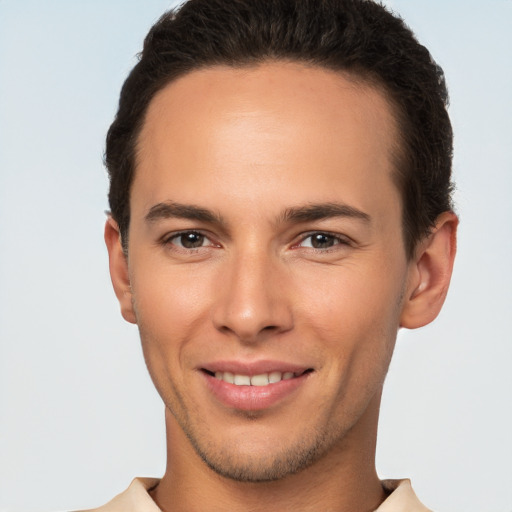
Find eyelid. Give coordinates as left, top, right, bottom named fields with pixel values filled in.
left=161, top=229, right=220, bottom=249
left=292, top=231, right=353, bottom=249
left=160, top=228, right=353, bottom=252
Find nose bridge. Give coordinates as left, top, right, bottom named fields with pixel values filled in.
left=212, top=244, right=292, bottom=341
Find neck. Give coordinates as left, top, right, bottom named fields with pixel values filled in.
left=151, top=393, right=385, bottom=512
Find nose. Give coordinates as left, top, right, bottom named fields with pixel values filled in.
left=212, top=249, right=293, bottom=344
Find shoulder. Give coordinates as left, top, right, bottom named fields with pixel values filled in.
left=376, top=479, right=432, bottom=512
left=75, top=478, right=161, bottom=512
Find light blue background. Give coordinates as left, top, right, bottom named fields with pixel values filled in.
left=1, top=1, right=511, bottom=510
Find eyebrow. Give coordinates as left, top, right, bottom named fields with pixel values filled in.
left=281, top=202, right=371, bottom=224
left=144, top=200, right=371, bottom=227
left=145, top=201, right=225, bottom=225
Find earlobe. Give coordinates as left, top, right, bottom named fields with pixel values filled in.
left=400, top=211, right=458, bottom=329
left=104, top=217, right=137, bottom=324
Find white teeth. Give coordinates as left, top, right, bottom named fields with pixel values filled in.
left=215, top=371, right=234, bottom=383
left=212, top=370, right=297, bottom=386
left=233, top=374, right=251, bottom=386
left=268, top=371, right=282, bottom=383
left=250, top=374, right=269, bottom=386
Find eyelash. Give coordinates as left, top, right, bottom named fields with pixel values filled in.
left=162, top=230, right=218, bottom=251
left=162, top=230, right=351, bottom=253
left=294, top=231, right=352, bottom=251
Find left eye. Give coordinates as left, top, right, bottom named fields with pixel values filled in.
left=168, top=231, right=210, bottom=249
left=298, top=233, right=346, bottom=249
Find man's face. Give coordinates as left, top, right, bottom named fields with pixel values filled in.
left=125, top=62, right=414, bottom=481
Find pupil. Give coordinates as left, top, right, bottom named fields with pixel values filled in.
left=181, top=232, right=204, bottom=248
left=312, top=233, right=333, bottom=249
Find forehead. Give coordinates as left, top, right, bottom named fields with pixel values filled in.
left=134, top=62, right=401, bottom=224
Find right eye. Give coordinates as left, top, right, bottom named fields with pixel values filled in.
left=166, top=231, right=211, bottom=249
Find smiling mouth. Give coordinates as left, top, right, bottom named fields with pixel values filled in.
left=203, top=369, right=313, bottom=387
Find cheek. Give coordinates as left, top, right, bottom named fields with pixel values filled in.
left=293, top=259, right=405, bottom=362
left=132, top=258, right=211, bottom=319
left=296, top=258, right=404, bottom=321
left=129, top=261, right=216, bottom=365
left=131, top=267, right=212, bottom=407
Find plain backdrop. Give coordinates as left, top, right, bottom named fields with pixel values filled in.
left=1, top=1, right=511, bottom=511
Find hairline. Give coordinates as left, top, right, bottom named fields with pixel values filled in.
left=120, top=59, right=413, bottom=258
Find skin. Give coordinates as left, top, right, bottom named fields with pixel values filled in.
left=105, top=62, right=457, bottom=512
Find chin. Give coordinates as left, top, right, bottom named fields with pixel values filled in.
left=183, top=424, right=335, bottom=483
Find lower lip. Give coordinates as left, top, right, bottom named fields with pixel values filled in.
left=202, top=372, right=310, bottom=411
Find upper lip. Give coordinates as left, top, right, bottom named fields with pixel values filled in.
left=199, top=359, right=313, bottom=376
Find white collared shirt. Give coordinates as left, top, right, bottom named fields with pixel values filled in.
left=78, top=477, right=432, bottom=511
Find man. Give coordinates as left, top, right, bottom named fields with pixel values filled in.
left=95, top=0, right=457, bottom=510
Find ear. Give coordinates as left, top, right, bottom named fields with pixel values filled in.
left=104, top=217, right=137, bottom=324
left=400, top=211, right=458, bottom=329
